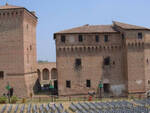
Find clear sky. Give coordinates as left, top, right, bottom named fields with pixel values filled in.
left=0, top=0, right=150, bottom=62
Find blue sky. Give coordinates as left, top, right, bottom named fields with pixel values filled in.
left=0, top=0, right=150, bottom=62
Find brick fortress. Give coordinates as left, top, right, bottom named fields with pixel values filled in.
left=0, top=3, right=150, bottom=97
left=54, top=21, right=150, bottom=97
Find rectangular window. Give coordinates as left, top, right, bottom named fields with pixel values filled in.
left=78, top=35, right=83, bottom=42
left=66, top=80, right=71, bottom=88
left=138, top=33, right=143, bottom=39
left=86, top=80, right=91, bottom=87
left=61, top=35, right=66, bottom=43
left=104, top=35, right=108, bottom=42
left=122, top=34, right=125, bottom=40
left=104, top=57, right=110, bottom=65
left=0, top=71, right=4, bottom=80
left=148, top=80, right=150, bottom=85
left=95, top=35, right=99, bottom=42
left=75, top=58, right=82, bottom=68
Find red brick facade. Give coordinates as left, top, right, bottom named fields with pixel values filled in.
left=54, top=21, right=150, bottom=97
left=0, top=4, right=38, bottom=97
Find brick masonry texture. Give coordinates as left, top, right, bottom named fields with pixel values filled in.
left=54, top=21, right=150, bottom=97
left=0, top=4, right=38, bottom=97
left=1, top=3, right=150, bottom=98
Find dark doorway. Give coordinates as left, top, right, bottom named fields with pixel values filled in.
left=54, top=80, right=58, bottom=89
left=0, top=71, right=4, bottom=80
left=54, top=80, right=58, bottom=95
left=103, top=84, right=110, bottom=93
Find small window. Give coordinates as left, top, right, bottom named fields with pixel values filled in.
left=147, top=59, right=149, bottom=64
left=0, top=71, right=4, bottom=80
left=66, top=80, right=71, bottom=88
left=104, top=57, right=110, bottom=65
left=104, top=35, right=108, bottom=42
left=95, top=35, right=99, bottom=42
left=148, top=80, right=150, bottom=85
left=78, top=35, right=83, bottom=42
left=86, top=80, right=91, bottom=87
left=138, top=33, right=143, bottom=39
left=30, top=45, right=32, bottom=50
left=75, top=58, right=82, bottom=68
left=122, top=34, right=125, bottom=40
left=61, top=35, right=66, bottom=43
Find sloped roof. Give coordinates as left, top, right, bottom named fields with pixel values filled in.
left=55, top=25, right=118, bottom=34
left=0, top=3, right=23, bottom=9
left=113, top=21, right=150, bottom=30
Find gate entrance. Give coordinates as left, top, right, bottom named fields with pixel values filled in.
left=53, top=80, right=58, bottom=95
left=103, top=84, right=110, bottom=93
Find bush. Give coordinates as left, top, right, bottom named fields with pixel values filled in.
left=11, top=96, right=18, bottom=104
left=0, top=96, right=7, bottom=104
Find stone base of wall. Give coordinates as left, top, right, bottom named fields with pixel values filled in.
left=58, top=87, right=127, bottom=98
left=0, top=73, right=38, bottom=98
left=128, top=92, right=146, bottom=98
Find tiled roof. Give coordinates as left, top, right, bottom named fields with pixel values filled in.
left=55, top=25, right=118, bottom=34
left=113, top=21, right=150, bottom=30
left=55, top=21, right=150, bottom=34
left=0, top=3, right=23, bottom=9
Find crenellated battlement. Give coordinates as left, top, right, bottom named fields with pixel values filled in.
left=126, top=42, right=144, bottom=48
left=0, top=10, right=23, bottom=17
left=57, top=45, right=122, bottom=52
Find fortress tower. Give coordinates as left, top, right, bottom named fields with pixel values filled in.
left=0, top=3, right=38, bottom=97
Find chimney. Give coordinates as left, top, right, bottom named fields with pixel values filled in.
left=31, top=11, right=36, bottom=16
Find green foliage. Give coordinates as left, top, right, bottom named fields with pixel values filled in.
left=0, top=96, right=7, bottom=104
left=11, top=96, right=18, bottom=104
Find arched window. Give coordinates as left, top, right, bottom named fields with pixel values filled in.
left=51, top=68, right=58, bottom=80
left=37, top=69, right=41, bottom=80
left=42, top=68, right=49, bottom=80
